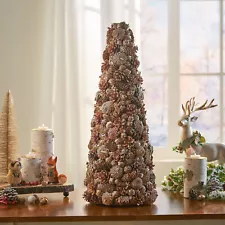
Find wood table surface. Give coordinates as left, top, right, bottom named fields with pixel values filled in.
left=0, top=187, right=225, bottom=222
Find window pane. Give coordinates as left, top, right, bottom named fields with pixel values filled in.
left=180, top=1, right=219, bottom=73
left=180, top=76, right=220, bottom=142
left=143, top=75, right=168, bottom=146
left=141, top=0, right=168, bottom=73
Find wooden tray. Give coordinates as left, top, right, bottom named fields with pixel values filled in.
left=0, top=183, right=74, bottom=197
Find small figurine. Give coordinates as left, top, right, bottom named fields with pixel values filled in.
left=177, top=97, right=225, bottom=164
left=47, top=156, right=58, bottom=183
left=6, top=159, right=22, bottom=186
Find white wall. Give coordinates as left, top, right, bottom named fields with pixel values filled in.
left=0, top=0, right=46, bottom=156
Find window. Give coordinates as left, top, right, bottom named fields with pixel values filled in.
left=81, top=0, right=224, bottom=162
left=141, top=0, right=225, bottom=160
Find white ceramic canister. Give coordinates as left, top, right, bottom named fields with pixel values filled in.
left=183, top=156, right=207, bottom=198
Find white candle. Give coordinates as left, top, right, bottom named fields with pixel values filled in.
left=31, top=125, right=54, bottom=180
left=190, top=154, right=201, bottom=159
left=21, top=157, right=41, bottom=182
left=184, top=157, right=207, bottom=198
left=25, top=152, right=37, bottom=159
left=33, top=124, right=52, bottom=131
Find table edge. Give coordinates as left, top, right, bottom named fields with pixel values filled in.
left=1, top=214, right=225, bottom=222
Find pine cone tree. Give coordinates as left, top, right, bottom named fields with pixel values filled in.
left=0, top=187, right=18, bottom=205
left=83, top=22, right=157, bottom=206
left=206, top=176, right=224, bottom=194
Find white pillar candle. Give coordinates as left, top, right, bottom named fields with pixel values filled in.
left=31, top=125, right=54, bottom=180
left=31, top=125, right=54, bottom=155
left=21, top=156, right=41, bottom=183
left=190, top=154, right=201, bottom=159
left=184, top=157, right=207, bottom=198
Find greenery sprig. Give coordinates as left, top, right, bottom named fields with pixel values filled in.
left=172, top=131, right=206, bottom=154
left=162, top=163, right=225, bottom=193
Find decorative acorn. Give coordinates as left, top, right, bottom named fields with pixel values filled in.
left=40, top=197, right=48, bottom=205
left=17, top=196, right=25, bottom=204
left=27, top=194, right=39, bottom=204
left=197, top=194, right=206, bottom=201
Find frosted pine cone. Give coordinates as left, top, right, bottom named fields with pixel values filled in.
left=145, top=189, right=158, bottom=204
left=97, top=183, right=115, bottom=193
left=108, top=127, right=118, bottom=140
left=112, top=28, right=125, bottom=40
left=116, top=196, right=131, bottom=205
left=101, top=101, right=113, bottom=114
left=110, top=165, right=124, bottom=179
left=131, top=178, right=143, bottom=190
left=110, top=52, right=128, bottom=66
left=97, top=145, right=109, bottom=159
left=206, top=176, right=223, bottom=194
left=102, top=192, right=113, bottom=205
left=0, top=187, right=18, bottom=205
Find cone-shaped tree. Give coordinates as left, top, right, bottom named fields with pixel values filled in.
left=0, top=90, right=19, bottom=182
left=83, top=22, right=157, bottom=206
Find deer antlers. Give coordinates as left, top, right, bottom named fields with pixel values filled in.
left=182, top=97, right=218, bottom=116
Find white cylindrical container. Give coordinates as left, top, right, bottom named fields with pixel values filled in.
left=31, top=125, right=54, bottom=180
left=21, top=156, right=41, bottom=183
left=184, top=155, right=207, bottom=198
left=31, top=125, right=54, bottom=156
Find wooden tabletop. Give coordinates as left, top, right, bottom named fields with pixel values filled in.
left=0, top=187, right=225, bottom=222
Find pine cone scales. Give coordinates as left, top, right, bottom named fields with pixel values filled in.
left=84, top=22, right=157, bottom=206
left=0, top=187, right=18, bottom=204
left=206, top=176, right=224, bottom=194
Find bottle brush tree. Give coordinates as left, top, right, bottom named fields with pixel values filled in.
left=0, top=90, right=19, bottom=182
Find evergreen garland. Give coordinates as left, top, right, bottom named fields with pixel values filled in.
left=162, top=163, right=225, bottom=196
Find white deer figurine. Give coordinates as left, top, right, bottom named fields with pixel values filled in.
left=178, top=97, right=225, bottom=164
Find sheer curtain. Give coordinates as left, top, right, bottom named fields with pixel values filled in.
left=39, top=0, right=82, bottom=186
left=0, top=0, right=135, bottom=187
left=0, top=0, right=82, bottom=186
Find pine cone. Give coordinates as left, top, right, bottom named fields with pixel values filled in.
left=0, top=187, right=18, bottom=204
left=189, top=189, right=199, bottom=200
left=206, top=176, right=224, bottom=194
